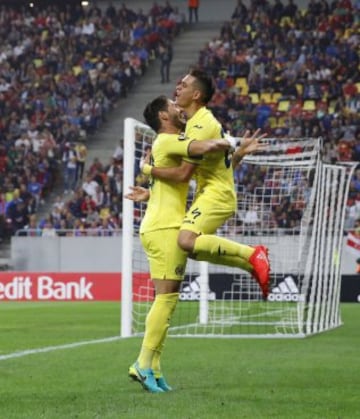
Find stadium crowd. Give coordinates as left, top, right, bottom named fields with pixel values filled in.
left=202, top=0, right=360, bottom=232
left=0, top=1, right=184, bottom=239
left=0, top=0, right=359, bottom=239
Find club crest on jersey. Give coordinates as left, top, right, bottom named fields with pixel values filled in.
left=193, top=124, right=203, bottom=129
left=175, top=265, right=185, bottom=276
left=178, top=132, right=187, bottom=141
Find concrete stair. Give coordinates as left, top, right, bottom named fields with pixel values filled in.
left=85, top=22, right=223, bottom=165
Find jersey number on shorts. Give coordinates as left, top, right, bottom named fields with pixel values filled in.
left=191, top=208, right=201, bottom=219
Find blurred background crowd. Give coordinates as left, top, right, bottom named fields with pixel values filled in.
left=0, top=0, right=359, bottom=240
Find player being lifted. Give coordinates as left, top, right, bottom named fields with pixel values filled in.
left=141, top=68, right=270, bottom=297
left=126, top=96, right=239, bottom=393
left=126, top=94, right=267, bottom=394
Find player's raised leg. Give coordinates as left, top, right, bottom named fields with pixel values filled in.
left=179, top=201, right=270, bottom=299
left=192, top=236, right=270, bottom=299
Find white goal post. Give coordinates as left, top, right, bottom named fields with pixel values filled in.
left=121, top=117, right=356, bottom=338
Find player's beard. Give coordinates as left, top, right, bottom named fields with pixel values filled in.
left=171, top=113, right=186, bottom=132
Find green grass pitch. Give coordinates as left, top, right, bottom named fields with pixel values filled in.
left=0, top=302, right=359, bottom=419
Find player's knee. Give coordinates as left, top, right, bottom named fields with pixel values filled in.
left=154, top=280, right=181, bottom=294
left=177, top=232, right=196, bottom=252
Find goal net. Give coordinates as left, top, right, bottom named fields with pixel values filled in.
left=121, top=117, right=356, bottom=338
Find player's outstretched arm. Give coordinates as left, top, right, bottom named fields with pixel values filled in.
left=125, top=186, right=150, bottom=202
left=141, top=138, right=231, bottom=183
left=188, top=138, right=231, bottom=156
left=232, top=129, right=267, bottom=168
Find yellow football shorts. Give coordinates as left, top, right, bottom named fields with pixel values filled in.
left=180, top=194, right=235, bottom=235
left=140, top=228, right=187, bottom=281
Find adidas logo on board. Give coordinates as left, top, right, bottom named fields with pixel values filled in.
left=268, top=275, right=305, bottom=302
left=179, top=277, right=216, bottom=301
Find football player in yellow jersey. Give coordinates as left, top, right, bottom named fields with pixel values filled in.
left=126, top=95, right=234, bottom=393
left=142, top=68, right=270, bottom=300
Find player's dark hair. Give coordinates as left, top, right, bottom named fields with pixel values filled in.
left=189, top=68, right=215, bottom=105
left=143, top=95, right=168, bottom=132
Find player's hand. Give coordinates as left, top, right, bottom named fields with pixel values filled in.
left=139, top=147, right=151, bottom=171
left=240, top=129, right=267, bottom=149
left=124, top=186, right=150, bottom=202
left=232, top=129, right=268, bottom=167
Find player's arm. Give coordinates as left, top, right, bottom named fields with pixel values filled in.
left=124, top=186, right=150, bottom=202
left=141, top=138, right=230, bottom=183
left=187, top=138, right=231, bottom=156
left=166, top=137, right=231, bottom=157
left=146, top=160, right=196, bottom=183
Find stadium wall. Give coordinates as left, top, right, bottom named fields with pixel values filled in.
left=11, top=235, right=360, bottom=275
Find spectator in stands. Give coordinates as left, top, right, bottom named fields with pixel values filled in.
left=271, top=0, right=285, bottom=21
left=75, top=140, right=87, bottom=182
left=81, top=194, right=97, bottom=218
left=303, top=81, right=322, bottom=100
left=63, top=143, right=77, bottom=194
left=88, top=157, right=104, bottom=176
left=255, top=100, right=272, bottom=129
left=27, top=175, right=42, bottom=210
left=113, top=140, right=123, bottom=162
left=19, top=182, right=34, bottom=209
left=232, top=0, right=248, bottom=22
left=23, top=215, right=42, bottom=237
left=82, top=172, right=99, bottom=201
left=158, top=38, right=173, bottom=83
left=188, top=0, right=199, bottom=23
left=242, top=204, right=261, bottom=234
left=7, top=198, right=28, bottom=234
left=67, top=190, right=84, bottom=220
left=42, top=221, right=57, bottom=237
left=283, top=0, right=298, bottom=18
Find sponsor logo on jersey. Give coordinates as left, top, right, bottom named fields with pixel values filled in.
left=175, top=265, right=185, bottom=276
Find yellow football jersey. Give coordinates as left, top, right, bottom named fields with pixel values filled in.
left=183, top=107, right=236, bottom=209
left=140, top=133, right=193, bottom=233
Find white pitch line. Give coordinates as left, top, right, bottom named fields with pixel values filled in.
left=0, top=336, right=121, bottom=361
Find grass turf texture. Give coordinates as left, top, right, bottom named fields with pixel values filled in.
left=0, top=303, right=359, bottom=419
